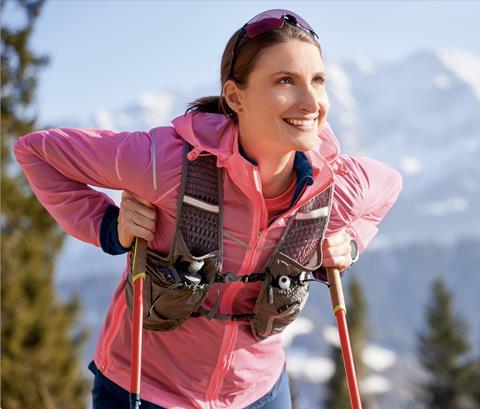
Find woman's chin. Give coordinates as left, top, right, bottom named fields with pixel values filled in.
left=289, top=132, right=318, bottom=151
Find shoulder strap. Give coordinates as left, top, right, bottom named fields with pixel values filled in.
left=277, top=184, right=334, bottom=269
left=170, top=142, right=223, bottom=258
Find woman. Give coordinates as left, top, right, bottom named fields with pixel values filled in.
left=14, top=9, right=402, bottom=409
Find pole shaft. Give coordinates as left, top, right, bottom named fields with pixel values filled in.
left=130, top=277, right=144, bottom=394
left=335, top=310, right=362, bottom=409
left=327, top=267, right=363, bottom=409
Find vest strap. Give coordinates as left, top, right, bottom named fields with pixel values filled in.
left=192, top=306, right=256, bottom=321
left=214, top=272, right=266, bottom=283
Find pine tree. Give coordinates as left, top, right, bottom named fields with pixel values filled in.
left=324, top=275, right=371, bottom=409
left=468, top=357, right=480, bottom=406
left=416, top=278, right=476, bottom=408
left=1, top=1, right=89, bottom=408
left=289, top=372, right=299, bottom=409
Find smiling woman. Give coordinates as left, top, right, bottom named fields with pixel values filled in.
left=13, top=8, right=403, bottom=409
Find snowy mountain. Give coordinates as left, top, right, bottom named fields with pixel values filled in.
left=49, top=49, right=480, bottom=408
left=326, top=49, right=480, bottom=245
left=54, top=49, right=480, bottom=280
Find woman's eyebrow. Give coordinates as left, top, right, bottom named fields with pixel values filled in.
left=269, top=70, right=326, bottom=78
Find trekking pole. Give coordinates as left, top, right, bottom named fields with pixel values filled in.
left=327, top=267, right=363, bottom=409
left=130, top=237, right=147, bottom=409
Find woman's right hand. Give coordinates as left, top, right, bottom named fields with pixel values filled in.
left=118, top=191, right=157, bottom=248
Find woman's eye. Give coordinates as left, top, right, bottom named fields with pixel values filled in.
left=278, top=76, right=326, bottom=85
left=279, top=77, right=293, bottom=85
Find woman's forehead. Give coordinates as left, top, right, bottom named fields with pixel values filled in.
left=254, top=41, right=324, bottom=77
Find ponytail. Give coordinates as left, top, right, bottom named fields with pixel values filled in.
left=184, top=95, right=238, bottom=124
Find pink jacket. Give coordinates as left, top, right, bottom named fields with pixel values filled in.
left=14, top=111, right=403, bottom=408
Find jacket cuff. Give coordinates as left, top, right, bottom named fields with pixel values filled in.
left=100, top=204, right=132, bottom=255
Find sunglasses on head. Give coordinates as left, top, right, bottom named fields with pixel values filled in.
left=228, top=9, right=319, bottom=80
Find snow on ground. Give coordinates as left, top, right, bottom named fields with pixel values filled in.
left=281, top=317, right=314, bottom=347
left=362, top=344, right=397, bottom=371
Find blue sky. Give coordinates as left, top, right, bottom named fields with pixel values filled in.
left=6, top=0, right=479, bottom=126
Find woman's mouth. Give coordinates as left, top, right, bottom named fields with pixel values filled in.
left=282, top=117, right=317, bottom=131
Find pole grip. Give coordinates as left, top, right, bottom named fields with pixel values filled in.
left=327, top=267, right=346, bottom=315
left=132, top=237, right=147, bottom=276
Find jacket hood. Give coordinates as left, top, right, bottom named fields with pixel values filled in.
left=171, top=111, right=341, bottom=165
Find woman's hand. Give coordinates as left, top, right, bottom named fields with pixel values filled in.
left=321, top=229, right=353, bottom=273
left=117, top=191, right=157, bottom=248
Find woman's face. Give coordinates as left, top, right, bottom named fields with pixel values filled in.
left=229, top=39, right=329, bottom=156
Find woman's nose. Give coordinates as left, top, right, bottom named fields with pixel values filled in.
left=298, top=85, right=323, bottom=113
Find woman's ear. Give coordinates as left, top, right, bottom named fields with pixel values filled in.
left=222, top=80, right=244, bottom=115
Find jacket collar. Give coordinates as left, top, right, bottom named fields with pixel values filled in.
left=171, top=112, right=340, bottom=163
left=170, top=111, right=339, bottom=201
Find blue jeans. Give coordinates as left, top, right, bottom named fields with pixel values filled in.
left=89, top=360, right=292, bottom=409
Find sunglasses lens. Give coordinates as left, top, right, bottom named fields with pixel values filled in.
left=245, top=9, right=316, bottom=39
left=245, top=17, right=284, bottom=37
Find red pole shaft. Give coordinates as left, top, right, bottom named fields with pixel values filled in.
left=327, top=267, right=363, bottom=409
left=335, top=309, right=362, bottom=409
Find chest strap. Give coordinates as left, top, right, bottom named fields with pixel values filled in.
left=214, top=272, right=266, bottom=283
left=191, top=306, right=256, bottom=321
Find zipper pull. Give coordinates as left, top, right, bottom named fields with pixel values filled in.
left=187, top=147, right=202, bottom=161
left=268, top=284, right=274, bottom=304
left=332, top=160, right=350, bottom=176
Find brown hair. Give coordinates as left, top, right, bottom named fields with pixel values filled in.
left=184, top=21, right=323, bottom=125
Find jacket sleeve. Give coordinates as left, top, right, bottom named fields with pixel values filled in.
left=13, top=127, right=161, bottom=247
left=327, top=154, right=403, bottom=254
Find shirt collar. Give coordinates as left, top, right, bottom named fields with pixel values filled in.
left=238, top=141, right=313, bottom=188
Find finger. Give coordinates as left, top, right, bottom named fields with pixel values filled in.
left=123, top=209, right=156, bottom=232
left=321, top=255, right=352, bottom=271
left=323, top=230, right=349, bottom=247
left=323, top=241, right=351, bottom=258
left=123, top=220, right=155, bottom=242
left=122, top=197, right=157, bottom=221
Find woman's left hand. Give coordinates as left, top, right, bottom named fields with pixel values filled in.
left=321, top=229, right=353, bottom=273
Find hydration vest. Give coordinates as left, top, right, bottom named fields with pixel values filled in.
left=126, top=142, right=334, bottom=341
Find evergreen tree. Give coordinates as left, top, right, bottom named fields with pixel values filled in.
left=468, top=357, right=480, bottom=407
left=416, top=278, right=476, bottom=408
left=288, top=373, right=298, bottom=409
left=1, top=0, right=89, bottom=408
left=324, top=275, right=371, bottom=409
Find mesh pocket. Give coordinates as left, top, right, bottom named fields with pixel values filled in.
left=251, top=279, right=309, bottom=340
left=250, top=252, right=312, bottom=341
left=125, top=236, right=220, bottom=332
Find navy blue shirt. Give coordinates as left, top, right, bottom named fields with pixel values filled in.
left=100, top=144, right=313, bottom=255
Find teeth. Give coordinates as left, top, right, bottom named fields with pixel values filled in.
left=284, top=118, right=315, bottom=127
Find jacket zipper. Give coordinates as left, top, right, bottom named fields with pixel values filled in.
left=205, top=186, right=266, bottom=405
left=205, top=175, right=334, bottom=405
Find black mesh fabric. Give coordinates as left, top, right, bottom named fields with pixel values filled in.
left=178, top=208, right=218, bottom=256
left=185, top=154, right=218, bottom=204
left=178, top=152, right=219, bottom=256
left=280, top=186, right=332, bottom=265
